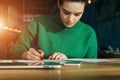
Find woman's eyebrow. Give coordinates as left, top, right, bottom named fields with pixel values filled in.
left=62, top=7, right=83, bottom=14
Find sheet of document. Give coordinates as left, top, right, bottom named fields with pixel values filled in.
left=0, top=59, right=115, bottom=63
left=0, top=65, right=61, bottom=69
left=0, top=59, right=61, bottom=63
left=66, top=58, right=116, bottom=63
left=0, top=59, right=116, bottom=68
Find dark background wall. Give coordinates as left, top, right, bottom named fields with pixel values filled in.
left=82, top=0, right=120, bottom=52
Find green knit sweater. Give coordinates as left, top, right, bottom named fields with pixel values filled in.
left=10, top=14, right=97, bottom=59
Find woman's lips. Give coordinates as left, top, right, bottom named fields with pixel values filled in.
left=66, top=21, right=73, bottom=25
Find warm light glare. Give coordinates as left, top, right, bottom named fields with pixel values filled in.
left=0, top=20, right=21, bottom=33
left=0, top=21, right=3, bottom=28
left=17, top=30, right=21, bottom=33
left=0, top=23, right=2, bottom=27
left=3, top=26, right=9, bottom=29
left=88, top=0, right=91, bottom=4
left=2, top=26, right=21, bottom=33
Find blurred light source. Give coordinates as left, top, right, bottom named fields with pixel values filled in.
left=88, top=0, right=92, bottom=4
left=3, top=26, right=8, bottom=30
left=0, top=23, right=2, bottom=27
left=87, top=0, right=98, bottom=4
left=3, top=26, right=21, bottom=33
left=0, top=21, right=3, bottom=28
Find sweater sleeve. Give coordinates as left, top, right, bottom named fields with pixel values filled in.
left=9, top=20, right=38, bottom=59
left=85, top=29, right=98, bottom=58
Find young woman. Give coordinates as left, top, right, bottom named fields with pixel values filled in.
left=10, top=0, right=97, bottom=65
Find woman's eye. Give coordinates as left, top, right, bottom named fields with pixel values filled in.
left=75, top=14, right=80, bottom=16
left=75, top=14, right=81, bottom=16
left=75, top=12, right=83, bottom=16
left=63, top=11, right=70, bottom=15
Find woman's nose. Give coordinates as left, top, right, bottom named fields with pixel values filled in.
left=67, top=14, right=74, bottom=22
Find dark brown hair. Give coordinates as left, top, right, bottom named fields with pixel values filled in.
left=58, top=0, right=87, bottom=6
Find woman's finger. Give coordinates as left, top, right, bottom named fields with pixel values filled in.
left=29, top=48, right=41, bottom=57
left=27, top=51, right=40, bottom=60
left=48, top=52, right=68, bottom=60
left=50, top=53, right=60, bottom=60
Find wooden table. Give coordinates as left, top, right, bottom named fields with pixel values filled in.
left=0, top=58, right=120, bottom=80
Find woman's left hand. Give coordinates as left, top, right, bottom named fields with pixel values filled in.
left=48, top=52, right=67, bottom=60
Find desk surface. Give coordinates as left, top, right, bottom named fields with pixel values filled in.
left=0, top=58, right=120, bottom=80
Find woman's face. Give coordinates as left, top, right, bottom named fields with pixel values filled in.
left=59, top=1, right=85, bottom=28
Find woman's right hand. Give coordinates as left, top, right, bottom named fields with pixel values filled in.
left=22, top=48, right=44, bottom=66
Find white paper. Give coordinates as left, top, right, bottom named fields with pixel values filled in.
left=0, top=65, right=61, bottom=69
left=0, top=59, right=115, bottom=64
left=66, top=58, right=116, bottom=63
left=0, top=59, right=61, bottom=63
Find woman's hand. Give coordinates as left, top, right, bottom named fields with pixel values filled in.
left=22, top=48, right=44, bottom=66
left=48, top=52, right=67, bottom=60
